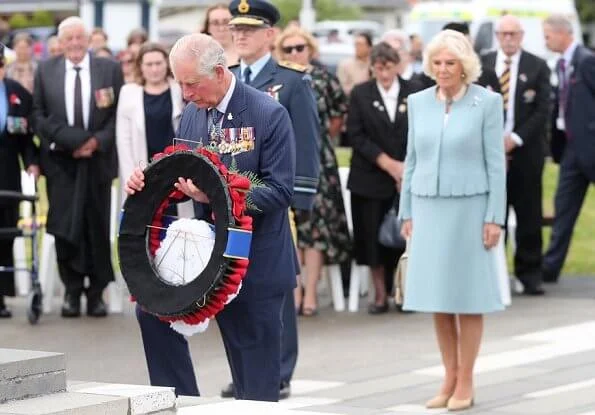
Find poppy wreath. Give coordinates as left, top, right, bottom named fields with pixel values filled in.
left=118, top=144, right=253, bottom=334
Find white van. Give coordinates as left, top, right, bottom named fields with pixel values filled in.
left=404, top=0, right=582, bottom=60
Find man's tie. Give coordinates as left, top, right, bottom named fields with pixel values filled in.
left=557, top=58, right=568, bottom=115
left=208, top=108, right=223, bottom=142
left=73, top=66, right=84, bottom=129
left=243, top=66, right=252, bottom=85
left=499, top=58, right=512, bottom=114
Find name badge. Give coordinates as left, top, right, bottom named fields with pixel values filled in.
left=6, top=116, right=28, bottom=134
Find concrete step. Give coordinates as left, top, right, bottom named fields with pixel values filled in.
left=0, top=392, right=129, bottom=414
left=68, top=382, right=176, bottom=414
left=0, top=349, right=66, bottom=403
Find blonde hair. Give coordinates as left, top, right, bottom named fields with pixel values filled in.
left=423, top=29, right=481, bottom=85
left=275, top=27, right=319, bottom=60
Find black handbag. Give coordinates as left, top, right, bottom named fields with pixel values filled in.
left=378, top=197, right=406, bottom=250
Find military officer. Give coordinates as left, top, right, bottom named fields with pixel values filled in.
left=220, top=0, right=320, bottom=400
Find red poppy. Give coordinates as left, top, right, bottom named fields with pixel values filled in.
left=9, top=94, right=21, bottom=105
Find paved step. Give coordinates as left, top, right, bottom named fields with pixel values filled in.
left=0, top=349, right=66, bottom=403
left=0, top=392, right=129, bottom=414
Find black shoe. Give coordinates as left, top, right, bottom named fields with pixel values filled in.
left=542, top=270, right=559, bottom=284
left=368, top=302, right=389, bottom=315
left=0, top=296, right=11, bottom=318
left=220, top=382, right=234, bottom=398
left=279, top=381, right=291, bottom=400
left=87, top=298, right=108, bottom=317
left=522, top=284, right=545, bottom=296
left=61, top=294, right=81, bottom=318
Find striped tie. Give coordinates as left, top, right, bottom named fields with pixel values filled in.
left=499, top=58, right=512, bottom=113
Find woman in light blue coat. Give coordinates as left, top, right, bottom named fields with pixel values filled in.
left=398, top=30, right=506, bottom=411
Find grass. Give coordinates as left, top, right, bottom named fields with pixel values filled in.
left=335, top=147, right=595, bottom=275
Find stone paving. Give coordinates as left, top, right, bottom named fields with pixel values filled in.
left=2, top=276, right=595, bottom=414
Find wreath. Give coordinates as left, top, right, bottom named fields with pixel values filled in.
left=118, top=144, right=256, bottom=335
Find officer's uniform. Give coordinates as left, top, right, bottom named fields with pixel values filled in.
left=227, top=0, right=321, bottom=394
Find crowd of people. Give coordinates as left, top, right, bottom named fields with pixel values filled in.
left=0, top=0, right=594, bottom=409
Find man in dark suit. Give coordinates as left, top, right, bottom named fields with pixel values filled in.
left=542, top=14, right=595, bottom=283
left=416, top=22, right=501, bottom=93
left=32, top=17, right=123, bottom=317
left=127, top=33, right=297, bottom=401
left=223, top=0, right=320, bottom=400
left=0, top=43, right=39, bottom=317
left=482, top=14, right=551, bottom=295
left=347, top=43, right=421, bottom=313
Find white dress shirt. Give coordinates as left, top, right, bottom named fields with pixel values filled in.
left=65, top=53, right=91, bottom=130
left=376, top=78, right=400, bottom=123
left=495, top=49, right=523, bottom=146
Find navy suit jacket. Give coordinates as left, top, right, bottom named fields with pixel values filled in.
left=231, top=58, right=320, bottom=211
left=551, top=44, right=595, bottom=181
left=177, top=79, right=298, bottom=300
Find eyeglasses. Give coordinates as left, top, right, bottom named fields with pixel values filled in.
left=496, top=31, right=522, bottom=38
left=281, top=44, right=307, bottom=54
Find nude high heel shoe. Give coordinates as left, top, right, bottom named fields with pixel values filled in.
left=425, top=394, right=451, bottom=409
left=447, top=396, right=474, bottom=411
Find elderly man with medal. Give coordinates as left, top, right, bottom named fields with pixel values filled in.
left=122, top=30, right=298, bottom=401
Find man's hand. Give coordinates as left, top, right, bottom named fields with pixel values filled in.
left=125, top=167, right=145, bottom=195
left=174, top=177, right=210, bottom=203
left=73, top=137, right=99, bottom=159
left=483, top=223, right=501, bottom=250
left=504, top=135, right=517, bottom=153
left=26, top=165, right=41, bottom=181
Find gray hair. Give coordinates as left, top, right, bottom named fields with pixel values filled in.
left=543, top=14, right=573, bottom=34
left=169, top=33, right=226, bottom=77
left=370, top=42, right=400, bottom=65
left=58, top=16, right=87, bottom=38
left=423, top=29, right=481, bottom=85
left=381, top=29, right=410, bottom=52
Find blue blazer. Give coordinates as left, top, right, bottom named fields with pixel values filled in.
left=399, top=84, right=506, bottom=225
left=177, top=80, right=298, bottom=300
left=231, top=58, right=320, bottom=211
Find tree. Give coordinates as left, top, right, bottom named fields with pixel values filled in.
left=30, top=10, right=55, bottom=27
left=272, top=0, right=362, bottom=28
left=8, top=13, right=29, bottom=29
left=576, top=0, right=595, bottom=24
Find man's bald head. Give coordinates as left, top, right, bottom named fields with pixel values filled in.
left=495, top=14, right=524, bottom=57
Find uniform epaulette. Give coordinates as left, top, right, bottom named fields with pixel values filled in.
left=278, top=60, right=307, bottom=73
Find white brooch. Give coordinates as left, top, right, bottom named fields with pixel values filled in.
left=519, top=73, right=527, bottom=82
left=523, top=89, right=536, bottom=103
left=373, top=100, right=385, bottom=111
left=398, top=104, right=407, bottom=113
left=472, top=95, right=482, bottom=107
left=227, top=113, right=233, bottom=121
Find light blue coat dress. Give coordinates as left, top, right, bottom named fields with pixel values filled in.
left=398, top=84, right=506, bottom=314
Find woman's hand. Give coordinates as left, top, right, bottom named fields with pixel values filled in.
left=377, top=154, right=404, bottom=187
left=174, top=177, right=210, bottom=203
left=483, top=223, right=501, bottom=249
left=400, top=219, right=412, bottom=239
left=125, top=167, right=145, bottom=195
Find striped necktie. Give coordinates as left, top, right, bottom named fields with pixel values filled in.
left=499, top=58, right=512, bottom=113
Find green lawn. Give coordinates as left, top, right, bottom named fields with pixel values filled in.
left=336, top=147, right=595, bottom=275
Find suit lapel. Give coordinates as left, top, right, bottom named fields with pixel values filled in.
left=249, top=58, right=275, bottom=90
left=89, top=55, right=99, bottom=129
left=221, top=82, right=247, bottom=130
left=55, top=57, right=67, bottom=124
left=369, top=81, right=393, bottom=127
left=514, top=51, right=527, bottom=120
left=394, top=78, right=410, bottom=125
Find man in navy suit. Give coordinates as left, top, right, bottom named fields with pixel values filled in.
left=126, top=33, right=298, bottom=401
left=542, top=14, right=595, bottom=283
left=222, top=0, right=320, bottom=400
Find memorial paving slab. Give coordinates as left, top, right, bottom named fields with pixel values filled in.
left=1, top=276, right=595, bottom=414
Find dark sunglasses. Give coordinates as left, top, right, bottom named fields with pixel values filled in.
left=282, top=44, right=307, bottom=54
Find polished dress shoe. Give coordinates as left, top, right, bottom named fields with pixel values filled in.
left=542, top=267, right=559, bottom=284
left=523, top=284, right=545, bottom=296
left=368, top=302, right=389, bottom=315
left=61, top=294, right=81, bottom=318
left=220, top=382, right=234, bottom=398
left=87, top=298, right=108, bottom=317
left=279, top=381, right=291, bottom=400
left=426, top=394, right=451, bottom=409
left=447, top=396, right=474, bottom=411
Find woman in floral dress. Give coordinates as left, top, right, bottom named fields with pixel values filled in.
left=276, top=27, right=352, bottom=316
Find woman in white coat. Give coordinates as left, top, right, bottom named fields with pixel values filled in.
left=116, top=42, right=184, bottom=202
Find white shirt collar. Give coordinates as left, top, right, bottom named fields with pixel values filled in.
left=376, top=78, right=399, bottom=98
left=497, top=49, right=521, bottom=66
left=562, top=41, right=579, bottom=64
left=215, top=74, right=236, bottom=115
left=65, top=53, right=90, bottom=71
